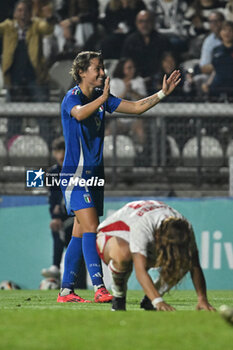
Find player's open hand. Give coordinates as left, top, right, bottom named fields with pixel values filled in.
left=156, top=301, right=176, bottom=311
left=102, top=76, right=110, bottom=101
left=196, top=300, right=216, bottom=311
left=162, top=70, right=181, bottom=96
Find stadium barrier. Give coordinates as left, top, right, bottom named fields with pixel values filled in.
left=0, top=102, right=233, bottom=195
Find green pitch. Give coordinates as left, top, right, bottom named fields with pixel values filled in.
left=0, top=290, right=232, bottom=350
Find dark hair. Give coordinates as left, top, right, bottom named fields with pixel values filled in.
left=221, top=20, right=233, bottom=31
left=113, top=57, right=138, bottom=79
left=161, top=51, right=177, bottom=63
left=14, top=0, right=32, bottom=14
left=209, top=11, right=225, bottom=22
left=70, top=51, right=103, bottom=83
left=155, top=217, right=195, bottom=286
left=52, top=136, right=65, bottom=151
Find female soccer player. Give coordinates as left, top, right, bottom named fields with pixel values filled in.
left=57, top=51, right=181, bottom=303
left=96, top=200, right=215, bottom=311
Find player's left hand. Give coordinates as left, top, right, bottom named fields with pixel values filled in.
left=196, top=299, right=216, bottom=311
left=156, top=301, right=176, bottom=311
left=102, top=76, right=110, bottom=101
left=162, top=70, right=181, bottom=96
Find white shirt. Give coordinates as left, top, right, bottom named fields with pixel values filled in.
left=97, top=200, right=189, bottom=266
left=199, top=33, right=222, bottom=67
left=110, top=76, right=147, bottom=98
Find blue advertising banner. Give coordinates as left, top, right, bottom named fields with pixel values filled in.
left=0, top=196, right=232, bottom=290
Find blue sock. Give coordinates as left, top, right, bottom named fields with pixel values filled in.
left=61, top=236, right=83, bottom=290
left=82, top=232, right=104, bottom=288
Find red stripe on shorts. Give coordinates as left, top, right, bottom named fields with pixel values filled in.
left=100, top=220, right=130, bottom=233
left=96, top=234, right=112, bottom=264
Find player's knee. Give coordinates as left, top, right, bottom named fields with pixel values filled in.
left=81, top=223, right=98, bottom=233
left=115, top=246, right=131, bottom=265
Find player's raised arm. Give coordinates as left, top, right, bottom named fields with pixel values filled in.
left=71, top=77, right=110, bottom=121
left=133, top=253, right=175, bottom=311
left=115, top=70, right=181, bottom=115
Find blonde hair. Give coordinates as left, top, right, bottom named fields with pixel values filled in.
left=155, top=217, right=195, bottom=286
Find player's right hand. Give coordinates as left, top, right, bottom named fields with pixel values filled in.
left=156, top=301, right=176, bottom=311
left=102, top=76, right=110, bottom=101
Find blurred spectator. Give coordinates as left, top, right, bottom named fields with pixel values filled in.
left=225, top=0, right=233, bottom=21
left=148, top=0, right=190, bottom=53
left=153, top=51, right=184, bottom=100
left=185, top=0, right=226, bottom=58
left=44, top=0, right=99, bottom=63
left=110, top=58, right=147, bottom=100
left=31, top=0, right=53, bottom=17
left=83, top=23, right=107, bottom=52
left=185, top=0, right=225, bottom=36
left=202, top=21, right=233, bottom=100
left=58, top=0, right=99, bottom=49
left=0, top=0, right=55, bottom=102
left=106, top=58, right=147, bottom=152
left=100, top=0, right=146, bottom=58
left=121, top=10, right=170, bottom=93
left=103, top=0, right=146, bottom=33
left=0, top=0, right=18, bottom=54
left=42, top=136, right=86, bottom=288
left=199, top=11, right=225, bottom=74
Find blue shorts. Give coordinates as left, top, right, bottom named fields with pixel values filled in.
left=60, top=165, right=104, bottom=217
left=61, top=184, right=104, bottom=217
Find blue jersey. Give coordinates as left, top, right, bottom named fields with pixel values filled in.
left=61, top=85, right=121, bottom=172
left=60, top=85, right=121, bottom=216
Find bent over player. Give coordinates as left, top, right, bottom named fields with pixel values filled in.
left=57, top=51, right=180, bottom=303
left=96, top=200, right=215, bottom=311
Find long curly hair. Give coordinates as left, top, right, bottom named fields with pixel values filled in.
left=154, top=217, right=195, bottom=286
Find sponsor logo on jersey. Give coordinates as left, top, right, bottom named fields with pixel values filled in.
left=84, top=193, right=92, bottom=203
left=26, top=168, right=44, bottom=187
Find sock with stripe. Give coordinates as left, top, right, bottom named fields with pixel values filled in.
left=108, top=259, right=132, bottom=298
left=82, top=232, right=104, bottom=290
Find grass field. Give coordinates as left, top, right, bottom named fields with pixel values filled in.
left=0, top=290, right=232, bottom=350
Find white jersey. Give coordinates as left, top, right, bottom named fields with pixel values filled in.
left=97, top=200, right=190, bottom=266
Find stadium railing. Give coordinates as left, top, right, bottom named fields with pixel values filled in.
left=0, top=102, right=232, bottom=195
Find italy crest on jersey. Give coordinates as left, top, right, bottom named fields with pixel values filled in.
left=83, top=194, right=92, bottom=203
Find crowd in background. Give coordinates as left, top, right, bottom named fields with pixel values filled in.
left=0, top=0, right=232, bottom=104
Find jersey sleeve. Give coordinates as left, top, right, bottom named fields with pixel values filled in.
left=106, top=94, right=122, bottom=113
left=64, top=93, right=82, bottom=117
